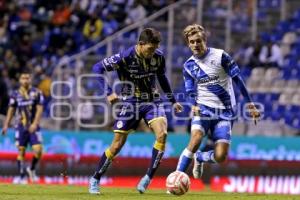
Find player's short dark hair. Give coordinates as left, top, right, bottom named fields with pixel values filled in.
left=18, top=68, right=32, bottom=79
left=138, top=28, right=161, bottom=44
left=20, top=68, right=32, bottom=75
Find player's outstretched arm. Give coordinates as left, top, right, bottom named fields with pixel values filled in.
left=221, top=51, right=260, bottom=123
left=93, top=53, right=124, bottom=97
left=107, top=93, right=119, bottom=105
left=183, top=67, right=197, bottom=116
left=92, top=62, right=113, bottom=96
left=173, top=102, right=183, bottom=113
left=1, top=107, right=15, bottom=135
left=232, top=75, right=260, bottom=123
left=157, top=74, right=183, bottom=113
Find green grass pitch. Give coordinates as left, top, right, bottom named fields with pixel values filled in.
left=0, top=184, right=299, bottom=200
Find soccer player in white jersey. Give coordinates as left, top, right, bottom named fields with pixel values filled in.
left=176, top=24, right=260, bottom=178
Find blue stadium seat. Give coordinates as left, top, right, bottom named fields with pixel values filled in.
left=262, top=102, right=273, bottom=120
left=251, top=93, right=266, bottom=103
left=291, top=43, right=300, bottom=54
left=283, top=54, right=298, bottom=67
left=270, top=111, right=281, bottom=121
left=257, top=10, right=267, bottom=21
left=279, top=68, right=292, bottom=80
left=260, top=32, right=271, bottom=42
left=286, top=105, right=300, bottom=115
left=289, top=19, right=300, bottom=31
left=270, top=32, right=283, bottom=42
left=291, top=118, right=300, bottom=129
left=293, top=9, right=300, bottom=20
left=263, top=111, right=272, bottom=120
left=270, top=0, right=281, bottom=7
left=263, top=102, right=273, bottom=111
left=272, top=104, right=286, bottom=113
left=265, top=93, right=280, bottom=102
left=284, top=113, right=294, bottom=127
left=290, top=69, right=300, bottom=79
left=276, top=21, right=290, bottom=33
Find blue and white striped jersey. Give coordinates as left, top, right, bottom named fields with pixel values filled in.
left=183, top=48, right=240, bottom=110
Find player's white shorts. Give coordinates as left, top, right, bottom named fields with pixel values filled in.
left=191, top=105, right=234, bottom=144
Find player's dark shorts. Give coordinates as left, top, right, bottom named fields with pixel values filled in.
left=113, top=100, right=166, bottom=134
left=191, top=104, right=235, bottom=144
left=15, top=125, right=43, bottom=147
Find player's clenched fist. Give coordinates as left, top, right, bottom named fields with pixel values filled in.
left=173, top=102, right=183, bottom=113
left=107, top=93, right=119, bottom=104
left=247, top=103, right=261, bottom=124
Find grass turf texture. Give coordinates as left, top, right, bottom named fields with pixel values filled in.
left=0, top=184, right=299, bottom=200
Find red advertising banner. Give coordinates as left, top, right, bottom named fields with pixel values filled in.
left=211, top=176, right=300, bottom=195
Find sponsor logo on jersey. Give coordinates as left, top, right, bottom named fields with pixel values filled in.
left=117, top=121, right=123, bottom=129
left=150, top=58, right=156, bottom=66
left=197, top=75, right=220, bottom=85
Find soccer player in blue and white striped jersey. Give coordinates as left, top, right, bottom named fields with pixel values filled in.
left=176, top=24, right=260, bottom=178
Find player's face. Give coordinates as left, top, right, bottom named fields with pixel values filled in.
left=140, top=43, right=159, bottom=58
left=19, top=74, right=32, bottom=88
left=187, top=32, right=207, bottom=56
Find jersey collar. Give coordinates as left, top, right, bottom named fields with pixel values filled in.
left=194, top=47, right=210, bottom=60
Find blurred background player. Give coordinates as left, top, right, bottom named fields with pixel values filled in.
left=1, top=69, right=44, bottom=184
left=89, top=28, right=183, bottom=194
left=176, top=24, right=260, bottom=178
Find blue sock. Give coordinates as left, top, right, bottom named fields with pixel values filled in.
left=176, top=148, right=193, bottom=172
left=196, top=150, right=216, bottom=163
left=146, top=148, right=164, bottom=179
left=93, top=149, right=114, bottom=180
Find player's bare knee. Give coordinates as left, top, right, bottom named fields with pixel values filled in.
left=17, top=151, right=25, bottom=160
left=156, top=132, right=167, bottom=143
left=110, top=141, right=125, bottom=154
left=31, top=146, right=41, bottom=158
left=191, top=130, right=204, bottom=139
left=18, top=147, right=26, bottom=157
left=192, top=133, right=203, bottom=142
left=187, top=130, right=203, bottom=151
left=214, top=152, right=227, bottom=163
left=187, top=141, right=201, bottom=153
left=35, top=150, right=42, bottom=159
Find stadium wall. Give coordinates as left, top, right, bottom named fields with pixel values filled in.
left=1, top=130, right=300, bottom=182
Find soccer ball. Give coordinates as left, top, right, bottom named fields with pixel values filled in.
left=166, top=171, right=190, bottom=195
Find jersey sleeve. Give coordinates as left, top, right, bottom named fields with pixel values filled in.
left=221, top=51, right=240, bottom=78
left=35, top=89, right=45, bottom=105
left=93, top=52, right=126, bottom=96
left=101, top=52, right=124, bottom=71
left=156, top=56, right=176, bottom=104
left=156, top=56, right=166, bottom=75
left=183, top=64, right=196, bottom=105
left=8, top=92, right=18, bottom=108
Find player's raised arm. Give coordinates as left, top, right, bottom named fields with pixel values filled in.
left=221, top=51, right=260, bottom=122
